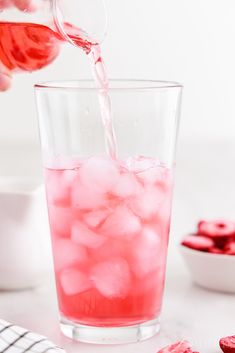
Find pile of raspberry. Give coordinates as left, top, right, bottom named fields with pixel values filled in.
left=157, top=336, right=235, bottom=352
left=181, top=220, right=235, bottom=255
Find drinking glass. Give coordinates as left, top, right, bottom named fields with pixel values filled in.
left=35, top=79, right=182, bottom=344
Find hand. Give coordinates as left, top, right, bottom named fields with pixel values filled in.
left=0, top=63, right=11, bottom=91
left=0, top=0, right=36, bottom=11
left=0, top=0, right=36, bottom=91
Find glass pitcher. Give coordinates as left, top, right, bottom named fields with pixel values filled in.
left=0, top=0, right=108, bottom=78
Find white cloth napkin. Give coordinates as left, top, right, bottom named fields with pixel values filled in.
left=0, top=320, right=65, bottom=353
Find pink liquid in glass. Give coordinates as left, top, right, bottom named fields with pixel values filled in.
left=45, top=156, right=173, bottom=326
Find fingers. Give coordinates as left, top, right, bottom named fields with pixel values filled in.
left=0, top=73, right=12, bottom=91
left=0, top=63, right=12, bottom=91
left=13, top=0, right=36, bottom=12
left=0, top=0, right=37, bottom=11
left=0, top=0, right=12, bottom=10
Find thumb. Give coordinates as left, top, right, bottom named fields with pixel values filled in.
left=13, top=0, right=37, bottom=12
left=0, top=63, right=12, bottom=91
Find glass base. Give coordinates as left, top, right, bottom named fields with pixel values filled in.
left=60, top=317, right=160, bottom=344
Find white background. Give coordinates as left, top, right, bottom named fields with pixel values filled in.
left=1, top=0, right=235, bottom=142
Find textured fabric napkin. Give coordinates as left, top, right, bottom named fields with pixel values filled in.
left=0, top=319, right=65, bottom=353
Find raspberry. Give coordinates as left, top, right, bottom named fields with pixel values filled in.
left=181, top=235, right=214, bottom=251
left=209, top=247, right=224, bottom=254
left=157, top=340, right=193, bottom=353
left=224, top=242, right=235, bottom=255
left=219, top=335, right=235, bottom=353
left=198, top=220, right=235, bottom=239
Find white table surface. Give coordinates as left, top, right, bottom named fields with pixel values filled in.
left=0, top=138, right=235, bottom=353
left=0, top=247, right=234, bottom=353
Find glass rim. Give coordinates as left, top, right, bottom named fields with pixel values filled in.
left=34, top=79, right=183, bottom=91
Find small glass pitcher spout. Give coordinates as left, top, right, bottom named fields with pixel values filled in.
left=51, top=0, right=108, bottom=45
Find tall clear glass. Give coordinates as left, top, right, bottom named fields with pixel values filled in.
left=35, top=80, right=182, bottom=344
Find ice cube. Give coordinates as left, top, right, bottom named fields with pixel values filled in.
left=60, top=268, right=92, bottom=295
left=90, top=257, right=131, bottom=298
left=53, top=239, right=87, bottom=272
left=124, top=156, right=157, bottom=173
left=48, top=205, right=72, bottom=237
left=45, top=169, right=77, bottom=206
left=158, top=193, right=172, bottom=230
left=100, top=205, right=141, bottom=239
left=63, top=169, right=77, bottom=184
left=141, top=226, right=161, bottom=247
left=71, top=221, right=106, bottom=248
left=83, top=209, right=111, bottom=228
left=113, top=173, right=142, bottom=198
left=79, top=157, right=120, bottom=193
left=130, top=185, right=165, bottom=220
left=137, top=165, right=168, bottom=185
left=132, top=271, right=164, bottom=297
left=130, top=226, right=161, bottom=278
left=91, top=239, right=126, bottom=262
left=71, top=181, right=106, bottom=210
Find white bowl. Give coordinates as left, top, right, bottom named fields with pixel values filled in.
left=0, top=178, right=53, bottom=289
left=180, top=244, right=235, bottom=293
